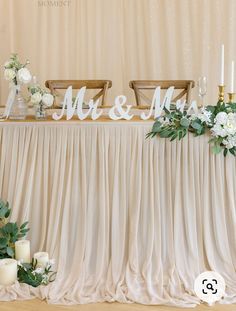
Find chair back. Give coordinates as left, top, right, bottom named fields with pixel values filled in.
left=129, top=80, right=195, bottom=108
left=45, top=80, right=112, bottom=107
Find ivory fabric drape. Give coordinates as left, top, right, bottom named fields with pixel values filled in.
left=1, top=0, right=236, bottom=105
left=0, top=120, right=235, bottom=306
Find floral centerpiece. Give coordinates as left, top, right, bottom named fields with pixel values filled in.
left=28, top=79, right=54, bottom=120
left=3, top=54, right=32, bottom=120
left=147, top=101, right=236, bottom=156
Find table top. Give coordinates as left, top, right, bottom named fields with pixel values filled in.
left=0, top=114, right=154, bottom=125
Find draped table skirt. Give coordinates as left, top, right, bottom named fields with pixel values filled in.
left=0, top=120, right=235, bottom=307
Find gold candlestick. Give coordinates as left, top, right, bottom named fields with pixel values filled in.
left=218, top=85, right=225, bottom=102
left=228, top=92, right=236, bottom=103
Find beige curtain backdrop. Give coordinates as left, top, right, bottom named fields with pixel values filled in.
left=1, top=0, right=236, bottom=105
left=0, top=121, right=235, bottom=306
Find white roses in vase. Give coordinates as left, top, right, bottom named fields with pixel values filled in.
left=29, top=85, right=54, bottom=107
left=28, top=80, right=54, bottom=119
left=4, top=54, right=32, bottom=86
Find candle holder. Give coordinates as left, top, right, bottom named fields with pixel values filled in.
left=228, top=92, right=236, bottom=104
left=218, top=85, right=225, bottom=102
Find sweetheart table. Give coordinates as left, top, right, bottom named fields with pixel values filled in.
left=0, top=118, right=235, bottom=307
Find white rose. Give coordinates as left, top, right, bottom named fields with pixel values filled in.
left=31, top=92, right=42, bottom=105
left=215, top=112, right=228, bottom=125
left=4, top=68, right=16, bottom=81
left=223, top=136, right=236, bottom=149
left=17, top=67, right=32, bottom=84
left=211, top=124, right=227, bottom=138
left=224, top=113, right=236, bottom=135
left=42, top=93, right=54, bottom=107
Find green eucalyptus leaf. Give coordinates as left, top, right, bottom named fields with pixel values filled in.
left=209, top=137, right=217, bottom=144
left=20, top=222, right=29, bottom=230
left=180, top=118, right=190, bottom=128
left=159, top=130, right=171, bottom=138
left=170, top=133, right=178, bottom=141
left=212, top=144, right=223, bottom=154
left=178, top=130, right=183, bottom=140
left=6, top=246, right=14, bottom=257
left=152, top=121, right=162, bottom=132
left=0, top=237, right=8, bottom=248
left=191, top=121, right=202, bottom=130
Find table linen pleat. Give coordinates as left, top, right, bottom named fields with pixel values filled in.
left=0, top=122, right=235, bottom=306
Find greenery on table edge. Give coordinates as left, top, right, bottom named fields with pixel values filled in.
left=147, top=101, right=236, bottom=157
left=0, top=199, right=56, bottom=287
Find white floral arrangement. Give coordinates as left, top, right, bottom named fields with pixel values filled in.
left=211, top=112, right=236, bottom=151
left=148, top=102, right=236, bottom=156
left=4, top=54, right=31, bottom=86
left=28, top=82, right=54, bottom=108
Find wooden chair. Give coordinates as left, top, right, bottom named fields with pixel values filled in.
left=129, top=80, right=195, bottom=108
left=45, top=80, right=112, bottom=107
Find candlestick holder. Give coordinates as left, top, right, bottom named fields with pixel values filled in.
left=228, top=92, right=236, bottom=104
left=218, top=85, right=225, bottom=102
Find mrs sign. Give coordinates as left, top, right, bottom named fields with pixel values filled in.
left=52, top=86, right=199, bottom=121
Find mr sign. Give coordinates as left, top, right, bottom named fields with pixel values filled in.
left=52, top=86, right=199, bottom=121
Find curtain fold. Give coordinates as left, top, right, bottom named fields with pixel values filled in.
left=0, top=121, right=235, bottom=306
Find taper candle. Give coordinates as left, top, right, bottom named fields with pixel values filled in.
left=15, top=240, right=30, bottom=263
left=220, top=44, right=224, bottom=86
left=33, top=252, right=49, bottom=268
left=0, top=259, right=17, bottom=285
left=230, top=61, right=235, bottom=93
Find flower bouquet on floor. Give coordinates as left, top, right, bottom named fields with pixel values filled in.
left=0, top=199, right=56, bottom=287
left=3, top=54, right=32, bottom=120
left=28, top=78, right=54, bottom=120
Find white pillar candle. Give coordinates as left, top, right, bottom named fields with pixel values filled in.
left=33, top=252, right=49, bottom=268
left=220, top=44, right=224, bottom=86
left=230, top=61, right=235, bottom=93
left=0, top=259, right=17, bottom=285
left=15, top=240, right=30, bottom=263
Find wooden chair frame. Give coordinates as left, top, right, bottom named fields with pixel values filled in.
left=45, top=80, right=112, bottom=107
left=129, top=80, right=195, bottom=108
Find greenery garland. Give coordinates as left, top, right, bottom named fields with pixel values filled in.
left=147, top=101, right=236, bottom=156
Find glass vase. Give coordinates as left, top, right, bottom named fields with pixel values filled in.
left=9, top=86, right=28, bottom=120
left=35, top=104, right=47, bottom=120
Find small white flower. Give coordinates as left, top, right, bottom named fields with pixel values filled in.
left=4, top=68, right=16, bottom=81
left=34, top=267, right=44, bottom=274
left=215, top=112, right=228, bottom=125
left=17, top=259, right=23, bottom=266
left=158, top=117, right=170, bottom=126
left=222, top=135, right=236, bottom=149
left=31, top=92, right=42, bottom=105
left=42, top=93, right=54, bottom=107
left=189, top=114, right=197, bottom=121
left=42, top=274, right=49, bottom=284
left=17, top=67, right=32, bottom=84
left=195, top=108, right=212, bottom=124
